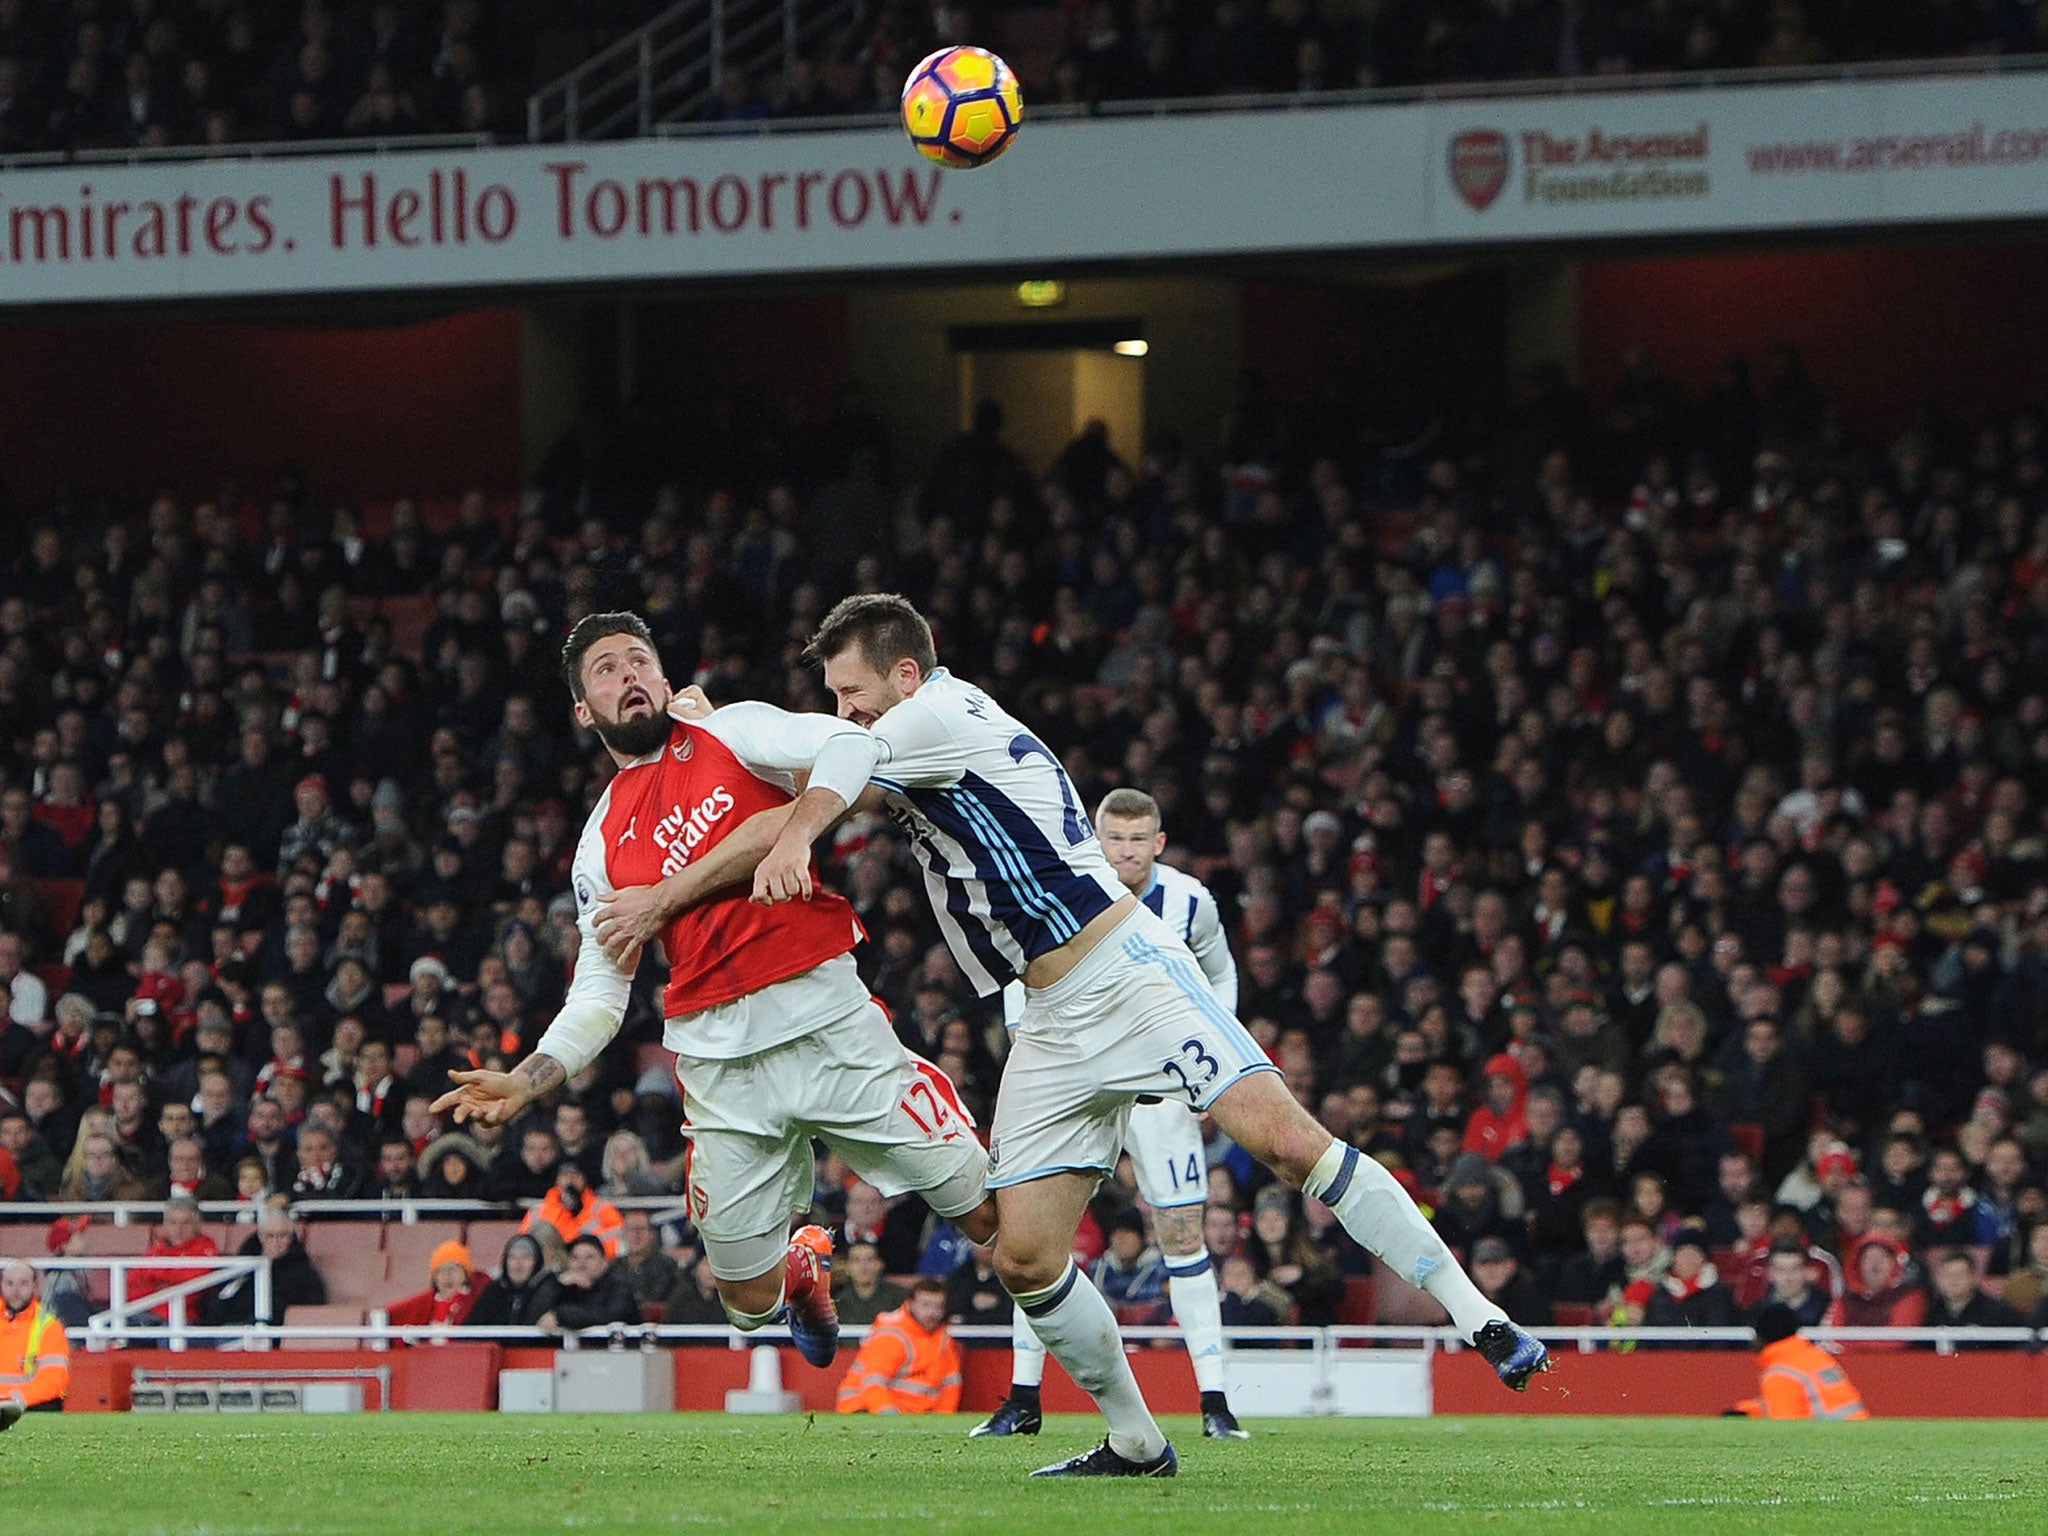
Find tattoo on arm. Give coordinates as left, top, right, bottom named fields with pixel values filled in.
left=515, top=1055, right=567, bottom=1097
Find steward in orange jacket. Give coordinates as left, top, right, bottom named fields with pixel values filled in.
left=521, top=1164, right=624, bottom=1258
left=1, top=1260, right=69, bottom=1427
left=1730, top=1305, right=1869, bottom=1420
left=836, top=1281, right=962, bottom=1415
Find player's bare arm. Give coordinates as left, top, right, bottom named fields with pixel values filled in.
left=592, top=804, right=795, bottom=965
left=430, top=1054, right=567, bottom=1128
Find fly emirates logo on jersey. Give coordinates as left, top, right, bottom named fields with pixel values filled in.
left=650, top=786, right=737, bottom=879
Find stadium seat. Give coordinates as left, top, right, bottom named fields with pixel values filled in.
left=77, top=1224, right=151, bottom=1257
left=316, top=1248, right=392, bottom=1306
left=464, top=1219, right=524, bottom=1269
left=1372, top=1273, right=1450, bottom=1327
left=632, top=1042, right=673, bottom=1077
left=24, top=878, right=85, bottom=937
left=639, top=1302, right=666, bottom=1324
left=382, top=1222, right=466, bottom=1284
left=31, top=962, right=71, bottom=1001
left=1728, top=1124, right=1765, bottom=1161
left=281, top=1303, right=366, bottom=1348
left=0, top=1226, right=48, bottom=1258
left=393, top=1043, right=420, bottom=1078
left=1335, top=1274, right=1378, bottom=1326
left=1552, top=1303, right=1595, bottom=1327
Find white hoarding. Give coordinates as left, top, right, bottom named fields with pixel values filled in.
left=0, top=72, right=2041, bottom=305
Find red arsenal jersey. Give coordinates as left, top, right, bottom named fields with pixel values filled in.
left=589, top=719, right=864, bottom=1019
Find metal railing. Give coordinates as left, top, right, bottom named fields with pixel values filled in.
left=68, top=1316, right=2048, bottom=1357
left=526, top=0, right=861, bottom=142
left=50, top=1255, right=271, bottom=1352
left=0, top=132, right=489, bottom=173
left=0, top=1196, right=691, bottom=1225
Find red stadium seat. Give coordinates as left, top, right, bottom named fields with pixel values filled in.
left=24, top=878, right=85, bottom=939
left=0, top=1225, right=49, bottom=1258
left=1372, top=1272, right=1450, bottom=1326
left=1551, top=1303, right=1595, bottom=1327
left=381, top=1222, right=466, bottom=1286
left=76, top=1223, right=151, bottom=1258
left=316, top=1248, right=392, bottom=1306
left=463, top=1219, right=524, bottom=1270
left=281, top=1303, right=366, bottom=1348
left=639, top=1302, right=667, bottom=1324
left=1336, top=1275, right=1378, bottom=1326
left=633, top=1042, right=673, bottom=1078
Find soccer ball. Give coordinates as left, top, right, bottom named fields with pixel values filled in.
left=900, top=46, right=1023, bottom=168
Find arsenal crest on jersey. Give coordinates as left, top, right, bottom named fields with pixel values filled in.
left=671, top=733, right=694, bottom=763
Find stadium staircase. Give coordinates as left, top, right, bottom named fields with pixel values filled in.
left=526, top=0, right=864, bottom=141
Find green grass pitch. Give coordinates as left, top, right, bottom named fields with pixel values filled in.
left=3, top=1414, right=2042, bottom=1534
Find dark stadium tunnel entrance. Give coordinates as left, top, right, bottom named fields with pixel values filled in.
left=947, top=318, right=1146, bottom=483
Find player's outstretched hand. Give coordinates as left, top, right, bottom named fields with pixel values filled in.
left=593, top=885, right=668, bottom=968
left=753, top=842, right=814, bottom=905
left=431, top=1068, right=533, bottom=1129
left=668, top=685, right=714, bottom=721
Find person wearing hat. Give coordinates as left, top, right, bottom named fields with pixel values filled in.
left=1642, top=1226, right=1738, bottom=1332
left=38, top=1218, right=94, bottom=1330
left=1469, top=1235, right=1551, bottom=1326
left=385, top=1240, right=487, bottom=1331
left=276, top=773, right=353, bottom=877
left=1726, top=1305, right=1869, bottom=1419
left=467, top=1233, right=563, bottom=1332
left=0, top=1258, right=69, bottom=1429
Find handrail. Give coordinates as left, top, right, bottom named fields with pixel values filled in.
left=648, top=49, right=2048, bottom=142
left=70, top=1317, right=2048, bottom=1353
left=51, top=1254, right=271, bottom=1354
left=0, top=132, right=489, bottom=172
left=0, top=1195, right=696, bottom=1224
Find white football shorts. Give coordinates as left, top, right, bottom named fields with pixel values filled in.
left=987, top=904, right=1278, bottom=1191
left=677, top=998, right=988, bottom=1280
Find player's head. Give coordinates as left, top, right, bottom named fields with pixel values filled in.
left=0, top=1258, right=34, bottom=1311
left=805, top=593, right=937, bottom=728
left=562, top=612, right=671, bottom=757
left=906, top=1276, right=948, bottom=1330
left=1094, top=788, right=1165, bottom=893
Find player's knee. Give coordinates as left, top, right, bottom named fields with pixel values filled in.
left=992, top=1242, right=1061, bottom=1297
left=957, top=1197, right=1000, bottom=1247
left=718, top=1273, right=784, bottom=1325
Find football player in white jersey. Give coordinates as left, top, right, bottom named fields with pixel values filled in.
left=737, top=595, right=1549, bottom=1478
left=974, top=787, right=1250, bottom=1443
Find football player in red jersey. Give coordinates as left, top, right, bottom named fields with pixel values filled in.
left=435, top=613, right=995, bottom=1367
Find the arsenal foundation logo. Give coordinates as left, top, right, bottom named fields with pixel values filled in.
left=1450, top=129, right=1509, bottom=211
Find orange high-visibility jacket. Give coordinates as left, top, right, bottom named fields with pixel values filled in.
left=1734, top=1336, right=1869, bottom=1420
left=836, top=1306, right=963, bottom=1415
left=1, top=1301, right=70, bottom=1409
left=521, top=1190, right=624, bottom=1258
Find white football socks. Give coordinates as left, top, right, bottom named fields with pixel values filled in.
left=1010, top=1305, right=1047, bottom=1389
left=1163, top=1251, right=1227, bottom=1393
left=1010, top=1260, right=1168, bottom=1462
left=1303, top=1140, right=1506, bottom=1340
left=1012, top=1254, right=1226, bottom=1395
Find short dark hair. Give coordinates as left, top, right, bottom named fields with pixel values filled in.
left=560, top=611, right=655, bottom=701
left=804, top=593, right=937, bottom=678
left=568, top=1233, right=607, bottom=1259
left=909, top=1276, right=946, bottom=1299
left=1753, top=1303, right=1802, bottom=1347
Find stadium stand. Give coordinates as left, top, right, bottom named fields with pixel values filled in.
left=0, top=1, right=2041, bottom=158
left=1, top=324, right=2047, bottom=1351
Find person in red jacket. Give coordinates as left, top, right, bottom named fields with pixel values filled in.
left=385, top=1241, right=488, bottom=1331
left=1824, top=1233, right=1926, bottom=1348
left=131, top=1195, right=221, bottom=1323
left=1463, top=1053, right=1528, bottom=1162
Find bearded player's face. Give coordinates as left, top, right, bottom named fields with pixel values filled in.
left=576, top=634, right=673, bottom=757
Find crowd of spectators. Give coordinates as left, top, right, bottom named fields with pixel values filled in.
left=0, top=0, right=638, bottom=153
left=4, top=330, right=2048, bottom=1349
left=731, top=0, right=2048, bottom=124
left=0, top=0, right=2039, bottom=157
